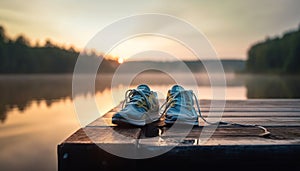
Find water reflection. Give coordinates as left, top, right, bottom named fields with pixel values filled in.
left=0, top=99, right=79, bottom=171
left=245, top=75, right=300, bottom=98
left=1, top=73, right=300, bottom=123
left=0, top=75, right=71, bottom=122
left=0, top=74, right=112, bottom=123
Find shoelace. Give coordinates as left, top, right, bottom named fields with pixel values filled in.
left=160, top=90, right=194, bottom=115
left=121, top=89, right=160, bottom=124
left=160, top=90, right=271, bottom=137
left=122, top=89, right=151, bottom=111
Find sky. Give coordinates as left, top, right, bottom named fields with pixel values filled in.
left=0, top=0, right=300, bottom=60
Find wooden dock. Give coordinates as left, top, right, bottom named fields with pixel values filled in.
left=58, top=100, right=300, bottom=171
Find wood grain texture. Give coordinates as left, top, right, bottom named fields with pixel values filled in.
left=59, top=100, right=300, bottom=171
left=66, top=100, right=300, bottom=145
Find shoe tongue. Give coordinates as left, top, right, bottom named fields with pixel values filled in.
left=137, top=84, right=150, bottom=92
left=170, top=85, right=184, bottom=93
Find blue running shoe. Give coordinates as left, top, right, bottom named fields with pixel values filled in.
left=112, top=84, right=160, bottom=126
left=162, top=85, right=199, bottom=125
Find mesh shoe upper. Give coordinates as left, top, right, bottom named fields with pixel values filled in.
left=112, top=84, right=159, bottom=126
left=164, top=85, right=199, bottom=125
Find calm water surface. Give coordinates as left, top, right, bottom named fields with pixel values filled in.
left=0, top=73, right=300, bottom=171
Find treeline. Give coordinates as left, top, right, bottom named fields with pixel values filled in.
left=120, top=60, right=245, bottom=73
left=0, top=26, right=118, bottom=73
left=246, top=25, right=300, bottom=74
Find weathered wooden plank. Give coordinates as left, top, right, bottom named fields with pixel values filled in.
left=111, top=100, right=300, bottom=114
left=87, top=110, right=300, bottom=127
left=113, top=99, right=300, bottom=107
left=59, top=99, right=300, bottom=171
left=200, top=107, right=300, bottom=112
left=101, top=112, right=117, bottom=118
left=139, top=136, right=300, bottom=146
left=135, top=145, right=300, bottom=170
left=200, top=117, right=300, bottom=126
left=201, top=111, right=300, bottom=117
left=87, top=117, right=116, bottom=127
left=64, top=127, right=141, bottom=144
left=139, top=127, right=300, bottom=146
left=58, top=143, right=300, bottom=171
left=153, top=99, right=300, bottom=107
left=105, top=106, right=300, bottom=119
left=87, top=116, right=300, bottom=127
left=160, top=99, right=300, bottom=108
left=111, top=106, right=300, bottom=113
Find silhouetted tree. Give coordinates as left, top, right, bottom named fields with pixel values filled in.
left=0, top=26, right=119, bottom=73
left=247, top=25, right=300, bottom=74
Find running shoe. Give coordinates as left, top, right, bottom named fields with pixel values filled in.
left=162, top=85, right=199, bottom=125
left=112, top=84, right=160, bottom=126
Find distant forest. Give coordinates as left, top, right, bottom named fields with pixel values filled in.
left=0, top=25, right=245, bottom=73
left=0, top=26, right=118, bottom=73
left=246, top=25, right=300, bottom=74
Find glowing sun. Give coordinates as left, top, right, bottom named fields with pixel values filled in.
left=118, top=57, right=124, bottom=64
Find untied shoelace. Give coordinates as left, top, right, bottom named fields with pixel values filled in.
left=160, top=90, right=271, bottom=137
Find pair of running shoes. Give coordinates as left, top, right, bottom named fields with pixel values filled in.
left=112, top=84, right=200, bottom=126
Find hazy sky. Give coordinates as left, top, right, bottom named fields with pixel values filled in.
left=0, top=0, right=300, bottom=60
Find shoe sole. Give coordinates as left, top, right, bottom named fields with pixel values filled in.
left=165, top=119, right=199, bottom=126
left=112, top=117, right=146, bottom=127
left=112, top=114, right=161, bottom=127
left=112, top=111, right=160, bottom=126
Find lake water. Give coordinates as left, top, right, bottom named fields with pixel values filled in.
left=1, top=73, right=300, bottom=171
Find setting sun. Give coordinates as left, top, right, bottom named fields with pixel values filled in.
left=118, top=57, right=124, bottom=64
